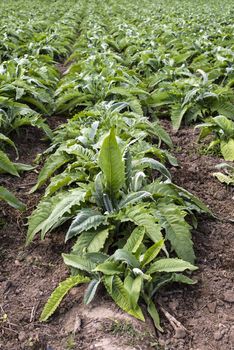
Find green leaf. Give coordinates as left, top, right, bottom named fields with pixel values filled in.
left=131, top=171, right=146, bottom=192
left=0, top=186, right=25, bottom=211
left=95, top=260, right=124, bottom=275
left=63, top=253, right=97, bottom=273
left=112, top=249, right=140, bottom=268
left=149, top=91, right=172, bottom=107
left=107, top=87, right=132, bottom=97
left=41, top=188, right=87, bottom=240
left=85, top=252, right=109, bottom=264
left=27, top=188, right=86, bottom=244
left=103, top=275, right=144, bottom=321
left=171, top=104, right=188, bottom=131
left=158, top=203, right=195, bottom=263
left=163, top=150, right=178, bottom=166
left=27, top=193, right=62, bottom=245
left=171, top=273, right=197, bottom=285
left=134, top=157, right=171, bottom=180
left=118, top=191, right=152, bottom=209
left=213, top=115, right=234, bottom=136
left=128, top=98, right=143, bottom=115
left=0, top=133, right=18, bottom=155
left=147, top=299, right=163, bottom=332
left=213, top=172, right=234, bottom=185
left=141, top=239, right=164, bottom=267
left=171, top=184, right=211, bottom=214
left=123, top=148, right=132, bottom=189
left=144, top=181, right=178, bottom=197
left=124, top=274, right=134, bottom=294
left=98, top=128, right=125, bottom=197
left=123, top=205, right=163, bottom=243
left=40, top=275, right=90, bottom=321
left=153, top=121, right=173, bottom=148
left=220, top=139, right=234, bottom=161
left=197, top=125, right=213, bottom=141
left=0, top=150, right=19, bottom=176
left=14, top=163, right=35, bottom=173
left=72, top=228, right=110, bottom=253
left=63, top=143, right=95, bottom=160
left=94, top=172, right=105, bottom=208
left=213, top=101, right=234, bottom=120
left=129, top=275, right=142, bottom=309
left=84, top=279, right=101, bottom=304
left=66, top=209, right=107, bottom=242
left=123, top=226, right=145, bottom=253
left=103, top=193, right=114, bottom=213
left=45, top=171, right=85, bottom=197
left=30, top=152, right=70, bottom=193
left=146, top=258, right=197, bottom=274
left=15, top=87, right=25, bottom=100
left=22, top=96, right=49, bottom=114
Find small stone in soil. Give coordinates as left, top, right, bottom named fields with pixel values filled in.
left=158, top=338, right=165, bottom=346
left=214, top=190, right=227, bottom=201
left=18, top=331, right=27, bottom=342
left=168, top=299, right=179, bottom=310
left=217, top=300, right=224, bottom=306
left=214, top=330, right=224, bottom=341
left=175, top=328, right=187, bottom=339
left=73, top=315, right=82, bottom=333
left=223, top=290, right=234, bottom=303
left=188, top=165, right=197, bottom=173
left=207, top=301, right=217, bottom=313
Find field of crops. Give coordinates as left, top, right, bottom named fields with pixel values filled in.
left=0, top=0, right=233, bottom=349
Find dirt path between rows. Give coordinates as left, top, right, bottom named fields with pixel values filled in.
left=0, top=122, right=233, bottom=350
left=157, top=122, right=234, bottom=350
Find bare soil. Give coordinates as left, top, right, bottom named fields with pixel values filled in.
left=156, top=123, right=234, bottom=350
left=0, top=123, right=233, bottom=350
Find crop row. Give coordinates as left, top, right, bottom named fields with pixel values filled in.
left=27, top=1, right=213, bottom=328
left=0, top=0, right=86, bottom=207
left=0, top=0, right=233, bottom=329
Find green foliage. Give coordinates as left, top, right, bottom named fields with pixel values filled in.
left=0, top=186, right=25, bottom=211
left=62, top=253, right=98, bottom=273
left=157, top=203, right=195, bottom=264
left=41, top=237, right=197, bottom=330
left=196, top=116, right=234, bottom=161
left=66, top=210, right=107, bottom=242
left=141, top=239, right=164, bottom=267
left=146, top=258, right=197, bottom=275
left=0, top=141, right=32, bottom=211
left=103, top=275, right=145, bottom=321
left=15, top=0, right=228, bottom=331
left=98, top=128, right=125, bottom=199
left=83, top=279, right=102, bottom=304
left=40, top=275, right=90, bottom=321
left=27, top=188, right=87, bottom=245
left=0, top=0, right=86, bottom=213
left=37, top=130, right=208, bottom=328
left=72, top=228, right=110, bottom=254
left=0, top=149, right=19, bottom=176
left=213, top=163, right=234, bottom=186
left=30, top=152, right=70, bottom=193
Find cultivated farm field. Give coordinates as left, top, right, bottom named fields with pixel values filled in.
left=0, top=0, right=233, bottom=349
